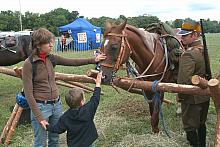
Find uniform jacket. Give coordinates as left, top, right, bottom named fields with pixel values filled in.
left=177, top=39, right=210, bottom=104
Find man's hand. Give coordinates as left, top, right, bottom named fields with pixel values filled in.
left=95, top=54, right=106, bottom=62
left=40, top=120, right=49, bottom=130
left=95, top=71, right=102, bottom=87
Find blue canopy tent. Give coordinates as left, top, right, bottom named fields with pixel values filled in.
left=59, top=18, right=102, bottom=51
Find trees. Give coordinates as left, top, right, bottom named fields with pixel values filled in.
left=0, top=9, right=219, bottom=34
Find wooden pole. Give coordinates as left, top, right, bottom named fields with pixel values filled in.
left=215, top=110, right=220, bottom=147
left=0, top=67, right=96, bottom=83
left=0, top=67, right=18, bottom=77
left=207, top=79, right=220, bottom=146
left=55, top=72, right=95, bottom=83
left=4, top=106, right=23, bottom=145
left=86, top=69, right=99, bottom=79
left=113, top=77, right=211, bottom=96
left=208, top=79, right=220, bottom=110
left=0, top=104, right=19, bottom=144
left=63, top=80, right=104, bottom=95
left=191, top=75, right=208, bottom=89
left=56, top=81, right=92, bottom=93
left=13, top=67, right=23, bottom=78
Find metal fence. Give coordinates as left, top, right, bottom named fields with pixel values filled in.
left=54, top=37, right=102, bottom=52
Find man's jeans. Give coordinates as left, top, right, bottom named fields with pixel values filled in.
left=31, top=100, right=62, bottom=147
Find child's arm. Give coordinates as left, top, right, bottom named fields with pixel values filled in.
left=46, top=116, right=66, bottom=134
left=89, top=72, right=102, bottom=116
left=80, top=72, right=102, bottom=120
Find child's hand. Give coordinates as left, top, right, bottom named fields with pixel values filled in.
left=95, top=71, right=102, bottom=87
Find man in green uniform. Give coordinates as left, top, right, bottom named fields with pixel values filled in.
left=177, top=21, right=210, bottom=147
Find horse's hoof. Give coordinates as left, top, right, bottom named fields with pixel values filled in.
left=152, top=128, right=160, bottom=133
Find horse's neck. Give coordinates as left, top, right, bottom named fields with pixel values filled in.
left=125, top=30, right=154, bottom=72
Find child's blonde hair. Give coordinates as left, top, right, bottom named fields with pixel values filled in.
left=65, top=88, right=85, bottom=109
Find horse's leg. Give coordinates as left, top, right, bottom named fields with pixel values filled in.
left=149, top=102, right=159, bottom=133
left=148, top=92, right=164, bottom=133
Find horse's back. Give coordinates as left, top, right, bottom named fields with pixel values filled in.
left=125, top=25, right=161, bottom=53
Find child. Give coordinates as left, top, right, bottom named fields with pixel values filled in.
left=46, top=71, right=103, bottom=147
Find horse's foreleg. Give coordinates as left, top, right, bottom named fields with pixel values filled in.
left=149, top=93, right=164, bottom=133
left=149, top=102, right=159, bottom=133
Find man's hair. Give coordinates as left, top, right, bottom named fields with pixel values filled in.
left=65, top=88, right=85, bottom=109
left=31, top=28, right=55, bottom=55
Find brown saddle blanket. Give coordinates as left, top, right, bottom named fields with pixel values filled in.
left=125, top=25, right=161, bottom=54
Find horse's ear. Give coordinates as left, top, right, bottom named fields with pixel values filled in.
left=118, top=19, right=127, bottom=31
left=105, top=21, right=112, bottom=30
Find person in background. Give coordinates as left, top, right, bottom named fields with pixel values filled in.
left=22, top=28, right=106, bottom=147
left=177, top=21, right=210, bottom=147
left=47, top=71, right=103, bottom=147
left=61, top=34, right=66, bottom=52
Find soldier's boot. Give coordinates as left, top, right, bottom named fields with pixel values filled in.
left=186, top=130, right=199, bottom=147
left=198, top=125, right=206, bottom=147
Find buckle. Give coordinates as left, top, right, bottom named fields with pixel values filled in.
left=36, top=97, right=60, bottom=104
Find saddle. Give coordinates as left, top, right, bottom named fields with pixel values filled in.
left=125, top=25, right=160, bottom=54
left=0, top=36, right=18, bottom=51
left=0, top=36, right=17, bottom=47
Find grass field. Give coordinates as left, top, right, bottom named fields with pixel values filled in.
left=0, top=33, right=220, bottom=146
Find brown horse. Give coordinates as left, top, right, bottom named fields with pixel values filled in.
left=0, top=35, right=32, bottom=66
left=100, top=20, right=181, bottom=133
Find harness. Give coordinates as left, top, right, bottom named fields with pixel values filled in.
left=101, top=31, right=170, bottom=82
left=0, top=36, right=18, bottom=53
left=101, top=31, right=171, bottom=138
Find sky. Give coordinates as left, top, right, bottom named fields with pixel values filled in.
left=1, top=0, right=220, bottom=22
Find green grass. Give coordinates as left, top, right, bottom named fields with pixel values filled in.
left=0, top=34, right=220, bottom=146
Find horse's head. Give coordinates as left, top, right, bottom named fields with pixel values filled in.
left=100, top=20, right=131, bottom=84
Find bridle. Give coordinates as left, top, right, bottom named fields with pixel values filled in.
left=101, top=31, right=132, bottom=72
left=101, top=30, right=173, bottom=83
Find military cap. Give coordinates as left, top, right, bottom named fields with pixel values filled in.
left=177, top=21, right=201, bottom=35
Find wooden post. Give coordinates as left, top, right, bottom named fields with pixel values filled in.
left=4, top=106, right=23, bottom=145
left=0, top=104, right=19, bottom=144
left=208, top=79, right=220, bottom=146
left=191, top=75, right=208, bottom=89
